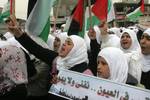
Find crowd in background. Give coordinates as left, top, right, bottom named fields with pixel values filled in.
left=0, top=16, right=150, bottom=100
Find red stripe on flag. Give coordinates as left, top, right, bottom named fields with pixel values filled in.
left=140, top=0, right=144, bottom=13
left=92, top=0, right=108, bottom=21
left=72, top=0, right=84, bottom=30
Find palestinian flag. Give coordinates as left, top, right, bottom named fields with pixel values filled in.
left=25, top=0, right=53, bottom=42
left=86, top=0, right=115, bottom=30
left=92, top=0, right=108, bottom=21
left=67, top=0, right=86, bottom=38
left=126, top=0, right=144, bottom=22
left=67, top=0, right=115, bottom=37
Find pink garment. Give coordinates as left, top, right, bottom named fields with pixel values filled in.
left=83, top=69, right=94, bottom=76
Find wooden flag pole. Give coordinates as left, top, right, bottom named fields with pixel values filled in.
left=10, top=0, right=15, bottom=16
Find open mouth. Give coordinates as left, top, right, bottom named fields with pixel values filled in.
left=141, top=46, right=146, bottom=50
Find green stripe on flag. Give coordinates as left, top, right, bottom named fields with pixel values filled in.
left=127, top=7, right=143, bottom=22
left=86, top=16, right=100, bottom=30
left=0, top=11, right=10, bottom=23
left=39, top=17, right=50, bottom=42
left=0, top=1, right=10, bottom=23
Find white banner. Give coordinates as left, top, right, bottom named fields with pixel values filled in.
left=49, top=69, right=150, bottom=100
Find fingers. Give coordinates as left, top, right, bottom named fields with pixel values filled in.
left=88, top=28, right=96, bottom=40
left=6, top=15, right=24, bottom=37
left=50, top=74, right=58, bottom=84
left=9, top=15, right=17, bottom=26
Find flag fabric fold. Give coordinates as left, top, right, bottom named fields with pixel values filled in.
left=25, top=0, right=53, bottom=42
left=126, top=0, right=144, bottom=22
left=86, top=0, right=115, bottom=30
left=92, top=0, right=108, bottom=21
left=107, top=0, right=115, bottom=22
left=66, top=0, right=115, bottom=37
left=68, top=0, right=86, bottom=38
left=0, top=0, right=10, bottom=23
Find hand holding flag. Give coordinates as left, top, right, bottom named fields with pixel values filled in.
left=7, top=15, right=24, bottom=38
left=88, top=28, right=96, bottom=40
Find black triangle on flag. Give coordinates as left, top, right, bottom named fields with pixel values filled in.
left=27, top=0, right=37, bottom=18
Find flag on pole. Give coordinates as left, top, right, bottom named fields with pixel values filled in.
left=25, top=0, right=53, bottom=42
left=67, top=0, right=86, bottom=38
left=126, top=0, right=144, bottom=22
left=86, top=0, right=115, bottom=30
left=67, top=0, right=115, bottom=37
left=92, top=0, right=108, bottom=21
left=107, top=0, right=115, bottom=22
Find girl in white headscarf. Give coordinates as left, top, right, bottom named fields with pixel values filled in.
left=56, top=35, right=92, bottom=74
left=53, top=32, right=68, bottom=52
left=97, top=47, right=128, bottom=83
left=140, top=28, right=150, bottom=90
left=120, top=29, right=142, bottom=83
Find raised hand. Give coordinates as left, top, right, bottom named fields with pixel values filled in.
left=88, top=28, right=96, bottom=40
left=7, top=15, right=24, bottom=38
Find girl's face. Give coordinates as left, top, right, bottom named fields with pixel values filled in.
left=120, top=33, right=132, bottom=49
left=140, top=33, right=150, bottom=55
left=59, top=38, right=74, bottom=57
left=54, top=37, right=61, bottom=52
left=97, top=56, right=110, bottom=79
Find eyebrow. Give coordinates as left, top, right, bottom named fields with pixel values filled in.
left=142, top=34, right=150, bottom=38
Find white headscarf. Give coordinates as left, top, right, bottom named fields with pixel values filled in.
left=57, top=35, right=88, bottom=70
left=127, top=26, right=139, bottom=34
left=108, top=27, right=121, bottom=38
left=0, top=45, right=28, bottom=93
left=120, top=29, right=141, bottom=53
left=141, top=28, right=150, bottom=72
left=47, top=34, right=55, bottom=50
left=98, top=47, right=128, bottom=83
left=55, top=32, right=68, bottom=52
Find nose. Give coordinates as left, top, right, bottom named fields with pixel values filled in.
left=97, top=64, right=101, bottom=71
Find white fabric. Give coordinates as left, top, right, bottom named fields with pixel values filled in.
left=94, top=25, right=120, bottom=49
left=4, top=32, right=14, bottom=39
left=141, top=54, right=150, bottom=72
left=0, top=45, right=28, bottom=93
left=108, top=27, right=121, bottom=37
left=127, top=26, right=139, bottom=34
left=84, top=31, right=91, bottom=51
left=120, top=29, right=142, bottom=83
left=47, top=34, right=55, bottom=50
left=101, top=34, right=120, bottom=49
left=120, top=29, right=141, bottom=53
left=144, top=28, right=150, bottom=36
left=55, top=32, right=68, bottom=52
left=141, top=28, right=150, bottom=72
left=57, top=35, right=88, bottom=70
left=98, top=47, right=128, bottom=83
left=94, top=25, right=101, bottom=44
left=0, top=40, right=11, bottom=47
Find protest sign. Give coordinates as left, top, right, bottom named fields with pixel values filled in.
left=49, top=69, right=150, bottom=100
